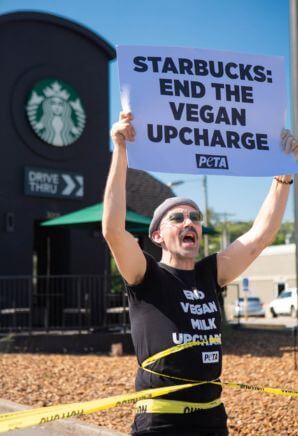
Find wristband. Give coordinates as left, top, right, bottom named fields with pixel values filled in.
left=274, top=177, right=293, bottom=185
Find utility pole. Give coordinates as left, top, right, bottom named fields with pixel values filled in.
left=289, top=0, right=298, bottom=370
left=214, top=212, right=235, bottom=250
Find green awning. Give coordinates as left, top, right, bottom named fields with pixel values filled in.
left=41, top=202, right=218, bottom=235
left=41, top=202, right=151, bottom=231
left=202, top=226, right=218, bottom=235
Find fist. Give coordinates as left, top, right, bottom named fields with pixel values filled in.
left=281, top=129, right=298, bottom=160
left=110, top=112, right=135, bottom=146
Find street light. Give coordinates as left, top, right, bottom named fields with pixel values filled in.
left=167, top=176, right=210, bottom=256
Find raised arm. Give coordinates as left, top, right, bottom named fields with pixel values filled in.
left=217, top=175, right=292, bottom=287
left=102, top=112, right=146, bottom=285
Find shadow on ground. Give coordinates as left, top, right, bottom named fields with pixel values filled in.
left=222, top=325, right=297, bottom=358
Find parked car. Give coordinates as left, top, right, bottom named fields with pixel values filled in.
left=233, top=296, right=265, bottom=318
left=269, top=288, right=298, bottom=318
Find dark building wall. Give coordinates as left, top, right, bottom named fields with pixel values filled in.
left=0, top=12, right=115, bottom=275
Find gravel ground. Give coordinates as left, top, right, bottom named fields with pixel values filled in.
left=0, top=329, right=297, bottom=435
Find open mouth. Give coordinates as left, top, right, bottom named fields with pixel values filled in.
left=180, top=228, right=197, bottom=245
left=182, top=234, right=196, bottom=243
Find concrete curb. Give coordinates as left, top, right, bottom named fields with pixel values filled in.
left=0, top=332, right=134, bottom=354
left=0, top=399, right=128, bottom=435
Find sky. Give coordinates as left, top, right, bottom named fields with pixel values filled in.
left=1, top=0, right=296, bottom=222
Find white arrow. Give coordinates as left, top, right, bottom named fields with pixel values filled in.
left=75, top=176, right=84, bottom=197
left=61, top=174, right=76, bottom=196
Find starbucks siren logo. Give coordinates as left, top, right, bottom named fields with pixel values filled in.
left=26, top=79, right=86, bottom=147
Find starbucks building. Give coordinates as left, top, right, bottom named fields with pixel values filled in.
left=0, top=11, right=115, bottom=275
left=0, top=11, right=116, bottom=330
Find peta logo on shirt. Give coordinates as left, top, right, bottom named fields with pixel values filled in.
left=202, top=351, right=219, bottom=364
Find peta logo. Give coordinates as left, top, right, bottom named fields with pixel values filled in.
left=196, top=154, right=229, bottom=169
left=202, top=351, right=219, bottom=364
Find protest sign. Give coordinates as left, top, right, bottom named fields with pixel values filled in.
left=117, top=45, right=297, bottom=176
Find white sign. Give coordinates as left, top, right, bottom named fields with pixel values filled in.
left=24, top=167, right=84, bottom=199
left=117, top=45, right=297, bottom=176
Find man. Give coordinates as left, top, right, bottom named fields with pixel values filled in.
left=102, top=112, right=297, bottom=436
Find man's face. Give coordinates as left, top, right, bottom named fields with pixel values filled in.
left=153, top=205, right=202, bottom=259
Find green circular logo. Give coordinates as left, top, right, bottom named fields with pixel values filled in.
left=26, top=79, right=86, bottom=147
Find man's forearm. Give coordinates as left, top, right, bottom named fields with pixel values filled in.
left=102, top=144, right=127, bottom=237
left=102, top=112, right=135, bottom=239
left=250, top=176, right=292, bottom=246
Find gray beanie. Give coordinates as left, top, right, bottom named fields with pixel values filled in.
left=149, top=197, right=201, bottom=240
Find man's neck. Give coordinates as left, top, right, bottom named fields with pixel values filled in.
left=160, top=252, right=195, bottom=270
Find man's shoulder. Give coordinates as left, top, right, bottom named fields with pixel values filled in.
left=125, top=251, right=161, bottom=291
left=195, top=252, right=218, bottom=268
left=142, top=250, right=160, bottom=271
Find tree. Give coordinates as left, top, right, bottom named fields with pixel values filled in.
left=205, top=211, right=294, bottom=254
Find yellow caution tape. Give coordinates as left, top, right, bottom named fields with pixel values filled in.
left=0, top=382, right=200, bottom=433
left=143, top=366, right=218, bottom=383
left=142, top=337, right=221, bottom=368
left=140, top=368, right=298, bottom=398
left=218, top=381, right=298, bottom=398
left=141, top=340, right=298, bottom=398
left=135, top=398, right=222, bottom=414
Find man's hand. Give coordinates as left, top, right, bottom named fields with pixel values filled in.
left=110, top=112, right=135, bottom=147
left=281, top=129, right=298, bottom=160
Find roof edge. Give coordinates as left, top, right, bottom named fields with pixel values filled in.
left=0, top=11, right=116, bottom=60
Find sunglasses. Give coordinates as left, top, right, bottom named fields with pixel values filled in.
left=167, top=211, right=203, bottom=224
